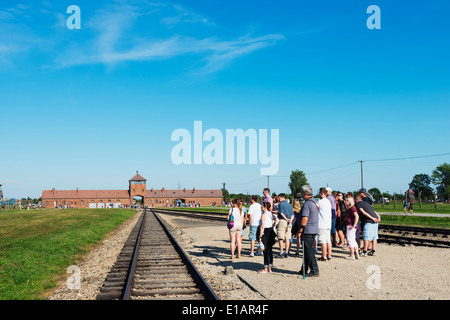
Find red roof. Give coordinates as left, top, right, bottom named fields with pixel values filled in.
left=42, top=189, right=129, bottom=199
left=42, top=188, right=223, bottom=199
left=129, top=172, right=147, bottom=181
left=146, top=189, right=222, bottom=198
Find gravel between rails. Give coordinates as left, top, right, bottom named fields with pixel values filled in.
left=47, top=211, right=450, bottom=300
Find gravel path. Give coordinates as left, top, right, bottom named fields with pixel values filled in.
left=160, top=214, right=450, bottom=300
left=47, top=211, right=450, bottom=300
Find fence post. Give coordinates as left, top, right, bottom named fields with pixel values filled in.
left=419, top=191, right=422, bottom=209
left=393, top=192, right=396, bottom=209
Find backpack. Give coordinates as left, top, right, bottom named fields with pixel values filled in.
left=227, top=209, right=234, bottom=229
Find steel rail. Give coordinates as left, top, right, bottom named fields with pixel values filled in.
left=151, top=209, right=220, bottom=300
left=122, top=209, right=147, bottom=300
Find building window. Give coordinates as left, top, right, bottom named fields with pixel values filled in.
left=148, top=200, right=152, bottom=204
left=45, top=201, right=49, bottom=206
left=81, top=201, right=84, bottom=205
left=141, top=189, right=144, bottom=192
left=133, top=189, right=135, bottom=192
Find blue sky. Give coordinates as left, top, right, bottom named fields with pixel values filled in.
left=1, top=0, right=449, bottom=199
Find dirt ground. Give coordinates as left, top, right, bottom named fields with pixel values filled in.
left=161, top=214, right=450, bottom=300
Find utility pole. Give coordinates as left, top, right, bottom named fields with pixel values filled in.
left=359, top=160, right=364, bottom=189
left=267, top=176, right=270, bottom=190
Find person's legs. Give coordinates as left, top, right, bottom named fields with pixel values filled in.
left=230, top=233, right=236, bottom=258
left=320, top=243, right=327, bottom=259
left=267, top=240, right=274, bottom=271
left=249, top=226, right=257, bottom=255
left=331, top=217, right=337, bottom=246
left=278, top=239, right=284, bottom=254
left=236, top=231, right=242, bottom=257
left=259, top=229, right=271, bottom=273
left=337, top=229, right=345, bottom=246
left=363, top=223, right=371, bottom=254
left=327, top=242, right=332, bottom=259
left=364, top=240, right=370, bottom=253
left=369, top=223, right=378, bottom=255
left=303, top=234, right=319, bottom=275
left=277, top=219, right=286, bottom=255
left=284, top=225, right=291, bottom=256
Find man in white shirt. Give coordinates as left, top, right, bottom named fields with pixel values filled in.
left=248, top=195, right=262, bottom=257
left=318, top=187, right=332, bottom=261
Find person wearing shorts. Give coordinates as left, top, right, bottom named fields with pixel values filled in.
left=318, top=188, right=332, bottom=261
left=363, top=222, right=379, bottom=241
left=344, top=197, right=359, bottom=260
left=227, top=199, right=244, bottom=259
left=276, top=193, right=294, bottom=258
left=355, top=195, right=381, bottom=256
left=248, top=195, right=262, bottom=257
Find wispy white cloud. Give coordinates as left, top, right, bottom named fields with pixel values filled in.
left=1, top=0, right=285, bottom=76
left=56, top=0, right=284, bottom=75
left=161, top=3, right=214, bottom=27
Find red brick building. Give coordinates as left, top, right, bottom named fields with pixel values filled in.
left=41, top=172, right=223, bottom=208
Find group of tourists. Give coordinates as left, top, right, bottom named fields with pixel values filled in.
left=226, top=186, right=381, bottom=277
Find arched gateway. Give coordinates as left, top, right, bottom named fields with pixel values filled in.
left=41, top=172, right=223, bottom=208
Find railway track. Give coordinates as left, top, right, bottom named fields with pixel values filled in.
left=377, top=224, right=450, bottom=248
left=97, top=209, right=219, bottom=300
left=151, top=208, right=450, bottom=248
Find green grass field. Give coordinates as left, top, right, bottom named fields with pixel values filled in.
left=165, top=204, right=450, bottom=229
left=168, top=202, right=450, bottom=214
left=0, top=208, right=135, bottom=300
left=373, top=202, right=450, bottom=214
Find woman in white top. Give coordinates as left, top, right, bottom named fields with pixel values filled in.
left=227, top=199, right=244, bottom=259
left=258, top=202, right=275, bottom=274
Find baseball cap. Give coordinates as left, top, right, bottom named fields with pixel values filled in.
left=326, top=187, right=332, bottom=192
left=359, top=188, right=367, bottom=194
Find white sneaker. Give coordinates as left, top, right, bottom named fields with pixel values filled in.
left=249, top=253, right=254, bottom=257
left=345, top=255, right=355, bottom=260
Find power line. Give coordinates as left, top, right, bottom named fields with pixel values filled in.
left=226, top=177, right=266, bottom=186
left=224, top=151, right=449, bottom=188
left=306, top=162, right=357, bottom=175
left=363, top=152, right=450, bottom=162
